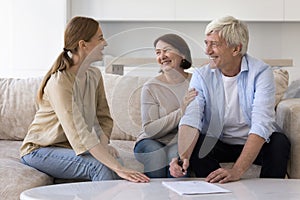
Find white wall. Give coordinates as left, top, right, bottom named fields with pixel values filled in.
left=0, top=0, right=67, bottom=78
left=1, top=1, right=299, bottom=84
left=100, top=21, right=300, bottom=84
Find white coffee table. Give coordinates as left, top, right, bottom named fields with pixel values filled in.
left=20, top=178, right=300, bottom=200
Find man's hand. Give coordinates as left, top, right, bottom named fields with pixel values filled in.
left=205, top=167, right=243, bottom=184
left=169, top=157, right=189, bottom=177
left=206, top=134, right=265, bottom=184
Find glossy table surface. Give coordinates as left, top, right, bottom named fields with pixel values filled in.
left=20, top=178, right=300, bottom=200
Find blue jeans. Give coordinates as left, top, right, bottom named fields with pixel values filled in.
left=21, top=147, right=120, bottom=181
left=134, top=139, right=177, bottom=178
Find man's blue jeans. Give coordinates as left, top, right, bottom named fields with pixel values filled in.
left=21, top=147, right=120, bottom=181
left=134, top=139, right=177, bottom=178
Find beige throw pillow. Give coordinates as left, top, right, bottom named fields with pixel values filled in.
left=273, top=68, right=289, bottom=107
left=103, top=74, right=151, bottom=141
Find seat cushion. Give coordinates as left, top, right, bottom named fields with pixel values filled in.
left=0, top=140, right=53, bottom=200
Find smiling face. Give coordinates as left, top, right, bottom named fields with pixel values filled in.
left=83, top=26, right=107, bottom=62
left=75, top=26, right=108, bottom=75
left=204, top=31, right=237, bottom=71
left=155, top=40, right=184, bottom=73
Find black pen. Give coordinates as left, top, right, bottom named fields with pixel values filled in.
left=177, top=157, right=186, bottom=174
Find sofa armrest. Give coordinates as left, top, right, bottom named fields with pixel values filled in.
left=276, top=98, right=300, bottom=178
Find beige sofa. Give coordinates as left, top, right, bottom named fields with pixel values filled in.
left=0, top=68, right=299, bottom=200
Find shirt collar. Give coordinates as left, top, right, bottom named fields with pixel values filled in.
left=240, top=54, right=249, bottom=73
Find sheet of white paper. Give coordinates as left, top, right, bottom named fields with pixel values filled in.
left=162, top=181, right=231, bottom=195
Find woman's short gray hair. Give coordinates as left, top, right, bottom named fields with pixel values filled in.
left=205, top=16, right=249, bottom=56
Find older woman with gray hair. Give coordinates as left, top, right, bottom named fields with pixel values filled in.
left=134, top=33, right=197, bottom=178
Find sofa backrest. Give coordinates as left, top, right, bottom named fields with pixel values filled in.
left=102, top=68, right=289, bottom=141
left=0, top=68, right=289, bottom=141
left=0, top=77, right=42, bottom=140
left=0, top=73, right=151, bottom=142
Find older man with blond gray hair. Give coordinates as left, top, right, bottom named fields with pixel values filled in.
left=169, top=16, right=290, bottom=183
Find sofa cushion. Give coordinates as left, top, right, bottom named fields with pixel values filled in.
left=103, top=74, right=151, bottom=141
left=273, top=68, right=289, bottom=107
left=0, top=158, right=53, bottom=200
left=283, top=79, right=300, bottom=99
left=0, top=140, right=53, bottom=200
left=276, top=98, right=300, bottom=178
left=0, top=140, right=24, bottom=159
left=0, top=77, right=42, bottom=140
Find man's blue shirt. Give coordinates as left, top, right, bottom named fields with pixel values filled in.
left=180, top=54, right=277, bottom=143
